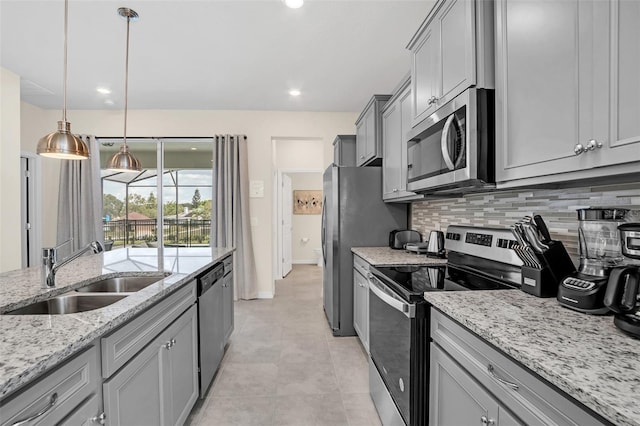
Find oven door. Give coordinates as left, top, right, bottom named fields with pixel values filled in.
left=369, top=275, right=414, bottom=425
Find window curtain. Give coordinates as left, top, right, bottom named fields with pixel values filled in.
left=56, top=135, right=103, bottom=252
left=212, top=134, right=259, bottom=300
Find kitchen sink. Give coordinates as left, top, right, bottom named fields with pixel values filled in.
left=5, top=294, right=129, bottom=315
left=76, top=276, right=164, bottom=293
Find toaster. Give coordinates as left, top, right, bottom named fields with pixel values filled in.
left=389, top=230, right=422, bottom=250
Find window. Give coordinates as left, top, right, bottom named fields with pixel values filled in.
left=99, top=138, right=213, bottom=249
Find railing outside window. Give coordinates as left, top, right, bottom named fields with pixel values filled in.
left=103, top=219, right=211, bottom=248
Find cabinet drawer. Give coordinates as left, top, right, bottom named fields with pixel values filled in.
left=0, top=345, right=100, bottom=426
left=353, top=255, right=370, bottom=278
left=58, top=393, right=102, bottom=426
left=430, top=310, right=606, bottom=426
left=101, top=280, right=196, bottom=378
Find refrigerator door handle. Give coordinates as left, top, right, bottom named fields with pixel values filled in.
left=321, top=197, right=327, bottom=264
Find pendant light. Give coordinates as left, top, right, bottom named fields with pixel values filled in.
left=107, top=7, right=141, bottom=172
left=37, top=0, right=90, bottom=160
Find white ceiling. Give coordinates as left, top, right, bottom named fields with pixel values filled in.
left=1, top=0, right=435, bottom=112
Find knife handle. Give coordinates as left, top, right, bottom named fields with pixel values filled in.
left=533, top=215, right=552, bottom=243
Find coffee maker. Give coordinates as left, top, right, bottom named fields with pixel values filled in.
left=557, top=208, right=628, bottom=314
left=604, top=223, right=640, bottom=338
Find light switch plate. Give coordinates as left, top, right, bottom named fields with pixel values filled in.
left=250, top=180, right=264, bottom=198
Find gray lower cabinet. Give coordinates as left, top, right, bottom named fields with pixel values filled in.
left=430, top=310, right=606, bottom=426
left=430, top=343, right=521, bottom=426
left=495, top=0, right=640, bottom=186
left=103, top=304, right=198, bottom=426
left=222, top=255, right=234, bottom=345
left=0, top=345, right=102, bottom=426
left=352, top=255, right=370, bottom=353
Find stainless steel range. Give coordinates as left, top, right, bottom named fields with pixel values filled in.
left=368, top=225, right=522, bottom=426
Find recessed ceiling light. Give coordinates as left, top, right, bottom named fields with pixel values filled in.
left=96, top=87, right=111, bottom=94
left=104, top=99, right=114, bottom=105
left=284, top=0, right=304, bottom=9
left=289, top=89, right=301, bottom=97
left=191, top=147, right=197, bottom=151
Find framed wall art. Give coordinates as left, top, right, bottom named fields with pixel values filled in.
left=293, top=190, right=323, bottom=215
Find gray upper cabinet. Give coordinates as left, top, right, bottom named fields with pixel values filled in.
left=355, top=95, right=392, bottom=166
left=333, top=135, right=357, bottom=167
left=382, top=77, right=422, bottom=202
left=408, top=0, right=494, bottom=128
left=495, top=0, right=640, bottom=186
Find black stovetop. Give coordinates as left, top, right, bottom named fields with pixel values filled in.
left=371, top=254, right=519, bottom=302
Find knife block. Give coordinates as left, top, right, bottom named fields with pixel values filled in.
left=521, top=241, right=576, bottom=298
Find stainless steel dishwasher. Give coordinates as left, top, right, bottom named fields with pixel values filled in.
left=197, top=262, right=225, bottom=397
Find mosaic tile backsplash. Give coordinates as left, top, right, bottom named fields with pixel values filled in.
left=410, top=183, right=640, bottom=261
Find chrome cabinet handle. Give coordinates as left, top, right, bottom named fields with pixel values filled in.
left=574, top=143, right=585, bottom=155
left=359, top=155, right=365, bottom=159
left=487, top=364, right=519, bottom=391
left=11, top=393, right=58, bottom=426
left=586, top=139, right=603, bottom=151
left=171, top=338, right=176, bottom=346
left=164, top=342, right=172, bottom=350
left=428, top=96, right=438, bottom=105
left=91, top=412, right=107, bottom=425
left=480, top=416, right=495, bottom=425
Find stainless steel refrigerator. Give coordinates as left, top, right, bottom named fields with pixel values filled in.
left=322, top=165, right=408, bottom=336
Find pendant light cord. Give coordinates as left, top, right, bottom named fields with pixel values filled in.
left=123, top=16, right=130, bottom=148
left=62, top=0, right=68, bottom=123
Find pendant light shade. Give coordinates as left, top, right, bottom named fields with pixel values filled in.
left=37, top=0, right=89, bottom=160
left=107, top=7, right=141, bottom=172
left=38, top=121, right=90, bottom=159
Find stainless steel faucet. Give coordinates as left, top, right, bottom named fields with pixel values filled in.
left=41, top=240, right=104, bottom=288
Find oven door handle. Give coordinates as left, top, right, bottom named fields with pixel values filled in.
left=369, top=276, right=415, bottom=318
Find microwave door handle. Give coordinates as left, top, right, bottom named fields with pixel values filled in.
left=369, top=276, right=415, bottom=318
left=441, top=114, right=463, bottom=171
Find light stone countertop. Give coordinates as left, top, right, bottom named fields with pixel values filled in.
left=424, top=290, right=640, bottom=426
left=0, top=246, right=234, bottom=399
left=351, top=246, right=447, bottom=266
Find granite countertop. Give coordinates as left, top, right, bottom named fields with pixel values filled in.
left=424, top=290, right=640, bottom=426
left=352, top=246, right=447, bottom=266
left=0, top=246, right=234, bottom=399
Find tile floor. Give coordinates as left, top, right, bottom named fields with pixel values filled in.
left=186, top=264, right=382, bottom=426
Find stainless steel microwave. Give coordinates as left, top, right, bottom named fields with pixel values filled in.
left=406, top=88, right=494, bottom=194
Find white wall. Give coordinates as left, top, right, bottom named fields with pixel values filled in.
left=0, top=68, right=22, bottom=272
left=18, top=105, right=358, bottom=296
left=289, top=172, right=323, bottom=264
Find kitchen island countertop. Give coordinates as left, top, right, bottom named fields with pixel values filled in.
left=424, top=290, right=640, bottom=426
left=351, top=246, right=447, bottom=266
left=0, top=246, right=234, bottom=399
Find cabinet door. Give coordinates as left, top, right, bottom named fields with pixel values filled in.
left=383, top=100, right=402, bottom=198
left=364, top=107, right=376, bottom=161
left=103, top=338, right=165, bottom=426
left=223, top=272, right=234, bottom=344
left=602, top=0, right=640, bottom=165
left=58, top=393, right=102, bottom=426
left=430, top=344, right=520, bottom=426
left=356, top=120, right=367, bottom=166
left=353, top=269, right=366, bottom=344
left=165, top=305, right=199, bottom=426
left=495, top=0, right=608, bottom=182
left=411, top=22, right=439, bottom=126
left=437, top=0, right=476, bottom=107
